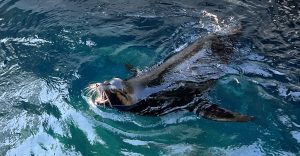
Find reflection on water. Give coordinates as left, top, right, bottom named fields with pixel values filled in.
left=0, top=0, right=299, bottom=155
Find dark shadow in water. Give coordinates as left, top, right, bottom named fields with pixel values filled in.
left=13, top=101, right=61, bottom=119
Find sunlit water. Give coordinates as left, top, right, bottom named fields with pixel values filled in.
left=0, top=0, right=299, bottom=155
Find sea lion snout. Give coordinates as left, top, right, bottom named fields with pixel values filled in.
left=96, top=78, right=125, bottom=91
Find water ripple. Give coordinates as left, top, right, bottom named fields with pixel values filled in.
left=0, top=0, right=299, bottom=155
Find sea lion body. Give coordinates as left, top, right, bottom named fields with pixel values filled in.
left=85, top=32, right=255, bottom=122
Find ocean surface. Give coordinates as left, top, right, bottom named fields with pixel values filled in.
left=0, top=0, right=299, bottom=155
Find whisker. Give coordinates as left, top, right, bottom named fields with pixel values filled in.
left=104, top=91, right=112, bottom=107
left=83, top=86, right=90, bottom=91
left=86, top=89, right=95, bottom=96
left=82, top=88, right=90, bottom=94
left=82, top=83, right=113, bottom=107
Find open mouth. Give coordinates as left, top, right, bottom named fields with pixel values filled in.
left=83, top=83, right=112, bottom=106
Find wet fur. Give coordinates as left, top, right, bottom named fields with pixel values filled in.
left=85, top=32, right=255, bottom=122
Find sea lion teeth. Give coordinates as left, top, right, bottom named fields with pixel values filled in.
left=83, top=29, right=255, bottom=122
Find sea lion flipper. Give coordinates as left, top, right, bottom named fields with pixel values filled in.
left=196, top=103, right=255, bottom=122
left=124, top=63, right=138, bottom=77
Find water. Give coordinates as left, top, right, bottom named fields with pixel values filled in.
left=0, top=0, right=299, bottom=155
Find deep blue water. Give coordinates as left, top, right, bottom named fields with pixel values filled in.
left=0, top=0, right=299, bottom=155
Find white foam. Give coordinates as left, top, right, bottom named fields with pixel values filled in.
left=44, top=114, right=64, bottom=136
left=209, top=140, right=295, bottom=156
left=199, top=10, right=239, bottom=34
left=291, top=131, right=300, bottom=143
left=69, top=110, right=105, bottom=145
left=209, top=141, right=264, bottom=156
left=2, top=112, right=35, bottom=134
left=269, top=68, right=285, bottom=76
left=174, top=43, right=188, bottom=52
left=0, top=36, right=52, bottom=47
left=6, top=131, right=80, bottom=156
left=163, top=143, right=195, bottom=155
left=278, top=115, right=292, bottom=128
left=120, top=151, right=144, bottom=156
left=278, top=85, right=288, bottom=97
left=239, top=63, right=272, bottom=77
left=123, top=139, right=150, bottom=147
left=160, top=111, right=195, bottom=125
left=38, top=81, right=105, bottom=145
left=85, top=39, right=96, bottom=47
left=288, top=91, right=300, bottom=102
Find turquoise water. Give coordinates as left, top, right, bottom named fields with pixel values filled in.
left=0, top=0, right=299, bottom=155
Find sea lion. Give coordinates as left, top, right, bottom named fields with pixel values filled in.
left=83, top=31, right=255, bottom=122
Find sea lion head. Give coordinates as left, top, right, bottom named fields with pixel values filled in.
left=84, top=78, right=135, bottom=107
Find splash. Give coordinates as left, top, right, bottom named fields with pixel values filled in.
left=199, top=10, right=240, bottom=35
left=0, top=36, right=52, bottom=47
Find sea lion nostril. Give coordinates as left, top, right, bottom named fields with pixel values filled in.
left=84, top=31, right=254, bottom=122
